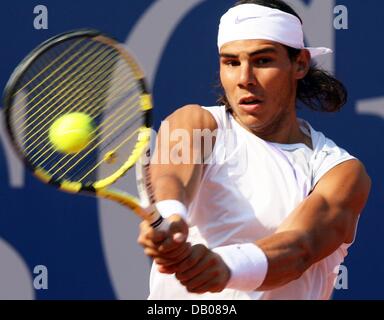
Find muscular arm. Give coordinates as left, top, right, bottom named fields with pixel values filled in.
left=257, top=159, right=371, bottom=290
left=173, top=159, right=371, bottom=293
left=150, top=105, right=217, bottom=205
left=173, top=159, right=371, bottom=294
left=137, top=105, right=217, bottom=271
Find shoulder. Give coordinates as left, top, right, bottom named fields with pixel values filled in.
left=303, top=121, right=359, bottom=187
left=317, top=159, right=369, bottom=184
left=165, top=104, right=218, bottom=131
left=314, top=159, right=371, bottom=213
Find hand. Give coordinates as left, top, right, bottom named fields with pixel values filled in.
left=137, top=214, right=191, bottom=273
left=174, top=244, right=231, bottom=294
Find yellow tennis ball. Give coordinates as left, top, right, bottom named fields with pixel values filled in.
left=49, top=112, right=95, bottom=154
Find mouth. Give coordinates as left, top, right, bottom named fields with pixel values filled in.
left=238, top=96, right=264, bottom=112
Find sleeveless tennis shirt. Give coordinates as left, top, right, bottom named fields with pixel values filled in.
left=148, top=105, right=356, bottom=300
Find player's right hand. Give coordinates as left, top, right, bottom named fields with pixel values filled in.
left=137, top=214, right=191, bottom=274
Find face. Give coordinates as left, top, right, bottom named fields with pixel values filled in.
left=219, top=39, right=309, bottom=137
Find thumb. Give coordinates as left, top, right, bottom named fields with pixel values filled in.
left=167, top=214, right=189, bottom=243
left=173, top=232, right=187, bottom=243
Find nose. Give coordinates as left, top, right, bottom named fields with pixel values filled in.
left=238, top=62, right=257, bottom=88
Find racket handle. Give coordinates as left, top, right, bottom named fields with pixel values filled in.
left=150, top=213, right=170, bottom=231
left=148, top=209, right=186, bottom=243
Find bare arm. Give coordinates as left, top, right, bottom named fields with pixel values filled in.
left=257, top=159, right=371, bottom=290
left=151, top=104, right=217, bottom=204
left=137, top=105, right=217, bottom=271
left=173, top=159, right=371, bottom=293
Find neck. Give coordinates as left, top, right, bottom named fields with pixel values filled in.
left=258, top=111, right=303, bottom=144
left=233, top=107, right=311, bottom=147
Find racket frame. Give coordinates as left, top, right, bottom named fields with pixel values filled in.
left=3, top=29, right=164, bottom=227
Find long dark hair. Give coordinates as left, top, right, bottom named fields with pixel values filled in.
left=217, top=0, right=347, bottom=112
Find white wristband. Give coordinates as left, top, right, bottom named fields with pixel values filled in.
left=155, top=200, right=188, bottom=221
left=213, top=243, right=268, bottom=291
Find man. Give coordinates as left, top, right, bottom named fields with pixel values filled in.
left=138, top=0, right=371, bottom=299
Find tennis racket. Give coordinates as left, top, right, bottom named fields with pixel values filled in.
left=3, top=29, right=166, bottom=230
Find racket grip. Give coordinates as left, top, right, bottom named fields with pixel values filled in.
left=150, top=213, right=170, bottom=231
left=148, top=210, right=185, bottom=243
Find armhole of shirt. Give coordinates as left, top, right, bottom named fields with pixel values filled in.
left=201, top=106, right=227, bottom=164
left=312, top=155, right=357, bottom=188
left=310, top=134, right=359, bottom=248
left=310, top=127, right=357, bottom=188
left=201, top=106, right=225, bottom=129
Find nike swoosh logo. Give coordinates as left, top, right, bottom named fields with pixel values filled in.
left=235, top=16, right=260, bottom=24
left=321, top=150, right=332, bottom=156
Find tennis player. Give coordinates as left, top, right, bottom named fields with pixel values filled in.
left=138, top=0, right=371, bottom=299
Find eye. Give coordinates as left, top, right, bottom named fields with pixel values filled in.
left=255, top=58, right=272, bottom=66
left=222, top=59, right=240, bottom=67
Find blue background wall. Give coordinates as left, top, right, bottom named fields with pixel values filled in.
left=0, top=0, right=382, bottom=300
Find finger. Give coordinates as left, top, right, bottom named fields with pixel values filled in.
left=143, top=243, right=189, bottom=259
left=158, top=253, right=190, bottom=274
left=173, top=232, right=187, bottom=243
left=154, top=243, right=192, bottom=266
left=182, top=269, right=220, bottom=293
left=145, top=247, right=186, bottom=261
left=157, top=243, right=191, bottom=262
left=147, top=229, right=167, bottom=244
left=176, top=252, right=216, bottom=282
left=188, top=257, right=230, bottom=293
left=140, top=220, right=167, bottom=243
left=144, top=247, right=163, bottom=258
left=174, top=244, right=207, bottom=274
left=157, top=264, right=178, bottom=274
left=137, top=235, right=164, bottom=250
left=157, top=217, right=189, bottom=252
left=158, top=237, right=184, bottom=253
left=138, top=229, right=166, bottom=246
left=139, top=220, right=150, bottom=231
left=187, top=276, right=224, bottom=294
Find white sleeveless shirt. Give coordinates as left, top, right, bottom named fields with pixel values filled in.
left=148, top=106, right=356, bottom=300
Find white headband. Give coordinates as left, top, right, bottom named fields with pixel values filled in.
left=218, top=4, right=332, bottom=58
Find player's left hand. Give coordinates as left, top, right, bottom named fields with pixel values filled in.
left=173, top=244, right=231, bottom=293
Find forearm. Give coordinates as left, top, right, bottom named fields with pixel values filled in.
left=152, top=172, right=187, bottom=203
left=210, top=229, right=313, bottom=292
left=214, top=190, right=358, bottom=292
left=256, top=192, right=350, bottom=290
left=255, top=230, right=313, bottom=290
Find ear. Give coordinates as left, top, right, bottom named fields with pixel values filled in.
left=294, top=49, right=311, bottom=80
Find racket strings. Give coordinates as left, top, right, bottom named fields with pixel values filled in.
left=37, top=90, right=141, bottom=181
left=23, top=52, right=133, bottom=156
left=15, top=40, right=137, bottom=151
left=12, top=46, right=113, bottom=149
left=12, top=38, right=87, bottom=112
left=26, top=70, right=137, bottom=165
left=9, top=35, right=148, bottom=186
left=15, top=42, right=116, bottom=133
left=52, top=97, right=142, bottom=180
left=29, top=74, right=141, bottom=171
left=22, top=58, right=118, bottom=152
left=76, top=120, right=142, bottom=183
left=13, top=40, right=107, bottom=123
left=13, top=39, right=88, bottom=116
left=28, top=74, right=139, bottom=166
left=13, top=39, right=102, bottom=124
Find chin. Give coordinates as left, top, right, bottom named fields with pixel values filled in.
left=239, top=114, right=264, bottom=129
